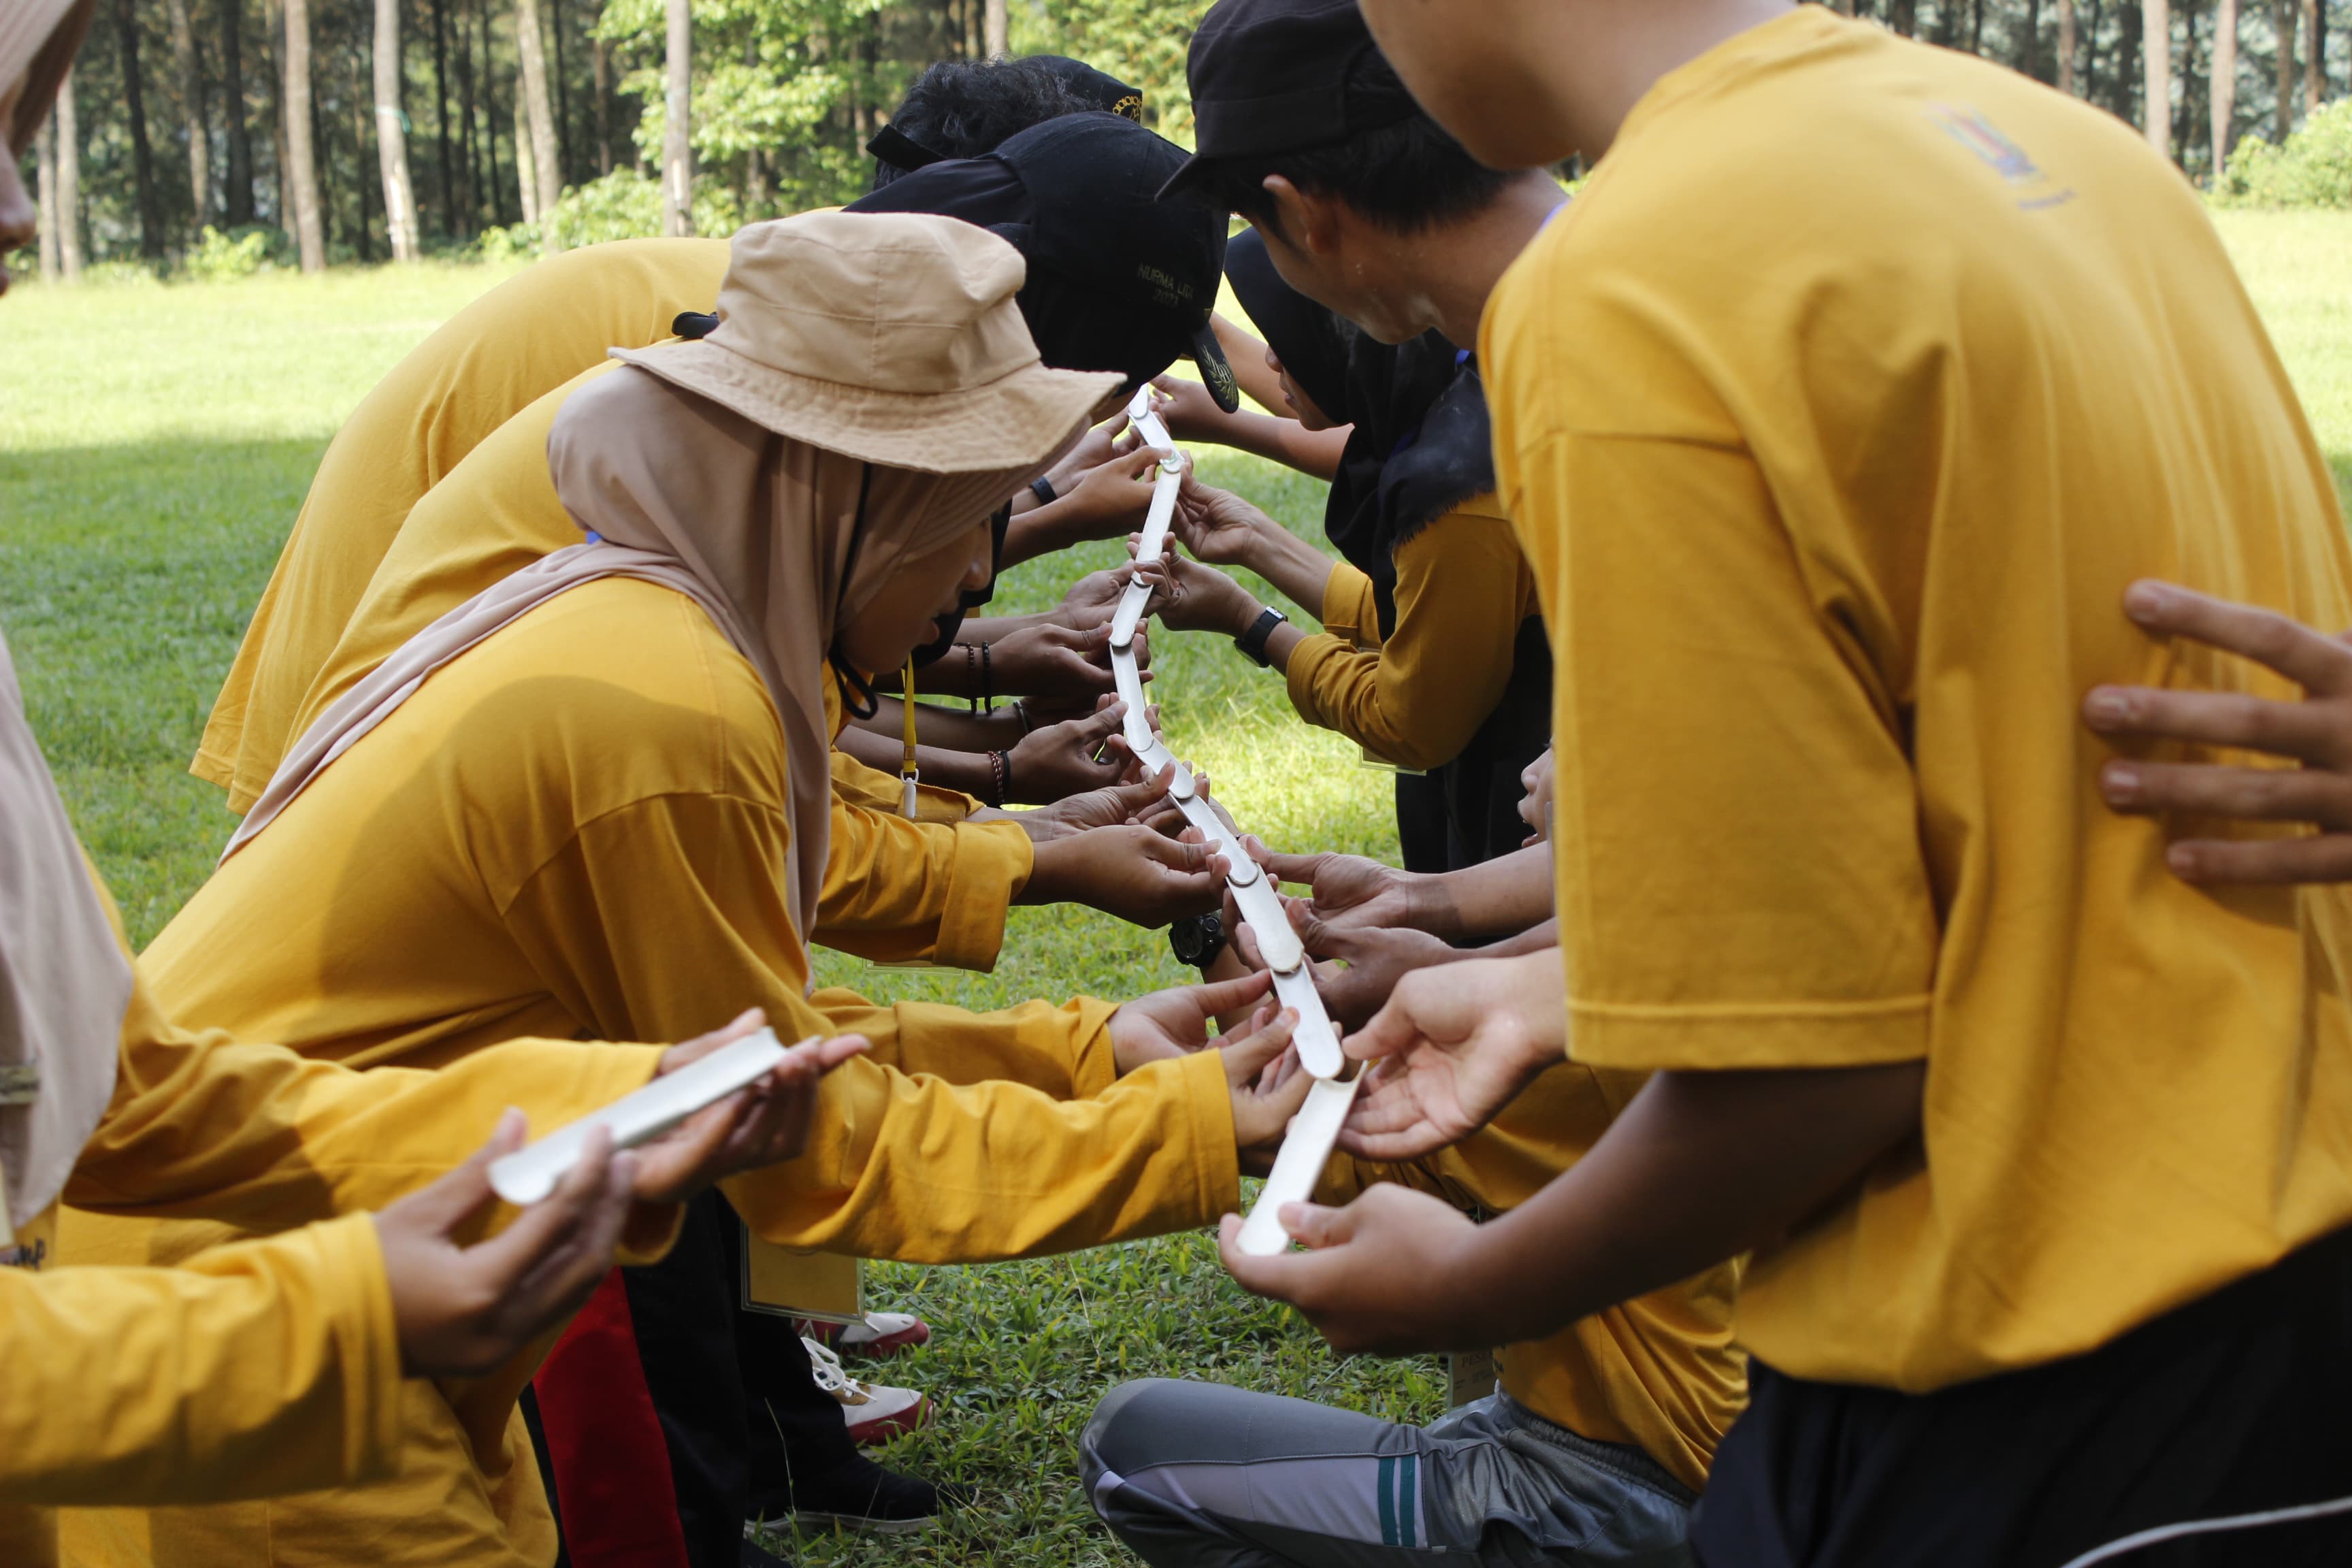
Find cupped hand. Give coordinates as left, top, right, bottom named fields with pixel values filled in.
left=2083, top=578, right=2352, bottom=883
left=1054, top=570, right=1130, bottom=634
left=987, top=622, right=1124, bottom=704
left=1024, top=760, right=1182, bottom=839
left=1173, top=471, right=1279, bottom=569
left=1126, top=552, right=1259, bottom=638
left=1226, top=898, right=1458, bottom=1032
left=1108, top=968, right=1276, bottom=1074
left=1053, top=444, right=1176, bottom=546
left=1147, top=374, right=1240, bottom=445
left=1215, top=1183, right=1490, bottom=1354
left=377, top=1111, right=639, bottom=1378
left=1030, top=823, right=1227, bottom=926
left=1006, top=702, right=1143, bottom=803
left=632, top=1010, right=872, bottom=1203
left=1339, top=949, right=1567, bottom=1161
left=1257, top=848, right=1426, bottom=936
left=1220, top=1004, right=1318, bottom=1175
left=1039, top=409, right=1135, bottom=496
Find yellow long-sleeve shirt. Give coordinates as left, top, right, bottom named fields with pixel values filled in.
left=12, top=902, right=665, bottom=1567
left=195, top=238, right=734, bottom=811
left=64, top=575, right=1238, bottom=1567
left=1316, top=1062, right=1742, bottom=1495
left=278, top=361, right=1021, bottom=970
left=1284, top=495, right=1541, bottom=772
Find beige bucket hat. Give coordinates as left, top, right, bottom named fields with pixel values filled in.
left=612, top=210, right=1122, bottom=476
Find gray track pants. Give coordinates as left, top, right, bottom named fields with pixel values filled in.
left=1083, top=1379, right=1697, bottom=1568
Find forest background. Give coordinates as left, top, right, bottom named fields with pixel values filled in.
left=10, top=0, right=2352, bottom=284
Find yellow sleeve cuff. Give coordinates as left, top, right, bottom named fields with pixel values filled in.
left=1568, top=994, right=1933, bottom=1072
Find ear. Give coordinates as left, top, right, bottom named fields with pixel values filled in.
left=1260, top=175, right=1344, bottom=262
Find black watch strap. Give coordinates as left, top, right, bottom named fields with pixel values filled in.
left=1235, top=606, right=1288, bottom=668
left=1169, top=913, right=1228, bottom=970
left=1030, top=476, right=1058, bottom=507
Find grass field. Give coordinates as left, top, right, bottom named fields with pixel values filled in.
left=2, top=209, right=2348, bottom=1565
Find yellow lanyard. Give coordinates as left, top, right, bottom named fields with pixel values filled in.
left=899, top=659, right=919, bottom=820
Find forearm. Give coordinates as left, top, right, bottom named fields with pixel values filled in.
left=1439, top=845, right=1556, bottom=939
left=0, top=1213, right=402, bottom=1506
left=1236, top=521, right=1341, bottom=616
left=1452, top=1060, right=1925, bottom=1348
left=1208, top=411, right=1352, bottom=482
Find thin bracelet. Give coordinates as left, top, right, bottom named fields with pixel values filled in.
left=984, top=748, right=1011, bottom=808
left=979, top=640, right=994, bottom=715
left=1013, top=697, right=1032, bottom=735
left=995, top=748, right=1014, bottom=806
left=964, top=642, right=981, bottom=715
left=1030, top=476, right=1057, bottom=507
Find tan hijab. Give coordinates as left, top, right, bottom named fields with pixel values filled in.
left=227, top=368, right=1054, bottom=955
left=543, top=367, right=1041, bottom=939
left=0, top=632, right=132, bottom=1232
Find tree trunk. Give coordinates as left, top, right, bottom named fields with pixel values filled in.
left=453, top=0, right=480, bottom=231
left=2061, top=0, right=2080, bottom=91
left=2302, top=0, right=2321, bottom=111
left=514, top=0, right=561, bottom=239
left=35, top=118, right=62, bottom=283
left=2025, top=0, right=2046, bottom=77
left=2144, top=0, right=2172, bottom=160
left=2173, top=0, right=2203, bottom=167
left=116, top=0, right=167, bottom=259
left=983, top=0, right=1007, bottom=57
left=218, top=0, right=255, bottom=223
left=373, top=0, right=421, bottom=258
left=1891, top=0, right=1917, bottom=35
left=56, top=71, right=83, bottom=278
left=2214, top=0, right=2238, bottom=176
left=480, top=0, right=510, bottom=226
left=662, top=0, right=691, bottom=236
left=593, top=35, right=610, bottom=176
left=1970, top=0, right=1987, bottom=54
left=430, top=0, right=455, bottom=234
left=2276, top=0, right=2296, bottom=137
left=282, top=0, right=325, bottom=269
left=549, top=0, right=570, bottom=184
left=165, top=0, right=210, bottom=228
left=513, top=92, right=539, bottom=223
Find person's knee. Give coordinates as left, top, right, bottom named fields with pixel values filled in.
left=1082, top=1377, right=1185, bottom=1488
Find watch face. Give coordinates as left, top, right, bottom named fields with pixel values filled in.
left=1170, top=913, right=1223, bottom=965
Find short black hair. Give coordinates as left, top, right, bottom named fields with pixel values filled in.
left=1179, top=52, right=1509, bottom=238
left=871, top=60, right=1094, bottom=189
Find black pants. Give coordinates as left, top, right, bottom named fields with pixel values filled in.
left=533, top=1190, right=860, bottom=1567
left=1691, top=1226, right=2352, bottom=1568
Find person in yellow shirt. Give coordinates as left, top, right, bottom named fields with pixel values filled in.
left=1082, top=12, right=1740, bottom=1566
left=1222, top=4, right=2352, bottom=1564
left=0, top=30, right=859, bottom=1567
left=1136, top=228, right=1550, bottom=872
left=71, top=212, right=1313, bottom=1568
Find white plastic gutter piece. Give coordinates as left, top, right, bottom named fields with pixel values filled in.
left=1111, top=644, right=1158, bottom=755
left=489, top=1028, right=791, bottom=1205
left=1108, top=462, right=1182, bottom=649
left=1269, top=966, right=1343, bottom=1079
left=1236, top=1073, right=1362, bottom=1256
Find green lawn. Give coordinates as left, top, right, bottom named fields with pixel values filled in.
left=2, top=210, right=2349, bottom=1565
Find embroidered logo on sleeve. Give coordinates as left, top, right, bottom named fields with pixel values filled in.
left=1927, top=102, right=2077, bottom=210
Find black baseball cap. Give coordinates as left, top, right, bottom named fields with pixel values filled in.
left=1159, top=0, right=1421, bottom=201
left=849, top=112, right=1240, bottom=411
left=1027, top=54, right=1145, bottom=121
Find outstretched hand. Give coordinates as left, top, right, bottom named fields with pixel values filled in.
left=1225, top=896, right=1458, bottom=1032
left=634, top=1010, right=871, bottom=1203
left=2085, top=579, right=2352, bottom=883
left=1215, top=1183, right=1489, bottom=1354
left=1339, top=949, right=1567, bottom=1161
left=1109, top=968, right=1275, bottom=1074
left=1006, top=701, right=1143, bottom=803
left=377, top=1113, right=638, bottom=1378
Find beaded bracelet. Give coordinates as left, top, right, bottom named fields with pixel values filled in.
left=963, top=641, right=996, bottom=716
left=984, top=748, right=1012, bottom=808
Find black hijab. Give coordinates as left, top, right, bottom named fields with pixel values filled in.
left=1224, top=229, right=1494, bottom=638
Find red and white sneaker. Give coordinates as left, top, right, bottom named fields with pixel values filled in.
left=802, top=1336, right=930, bottom=1446
left=799, top=1311, right=934, bottom=1358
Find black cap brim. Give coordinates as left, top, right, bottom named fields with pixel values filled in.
left=1189, top=318, right=1241, bottom=413
left=1156, top=154, right=1211, bottom=205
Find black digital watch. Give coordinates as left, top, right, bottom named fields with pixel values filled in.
left=1169, top=911, right=1228, bottom=970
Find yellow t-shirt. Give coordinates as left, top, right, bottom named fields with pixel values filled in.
left=80, top=576, right=1241, bottom=1565
left=1482, top=7, right=2352, bottom=1391
left=195, top=238, right=734, bottom=811
left=1286, top=495, right=1542, bottom=772
left=1321, top=1062, right=1742, bottom=1492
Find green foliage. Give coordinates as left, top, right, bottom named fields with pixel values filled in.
left=1011, top=0, right=1214, bottom=146
left=182, top=227, right=280, bottom=283
left=536, top=169, right=749, bottom=248
left=2217, top=99, right=2352, bottom=210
